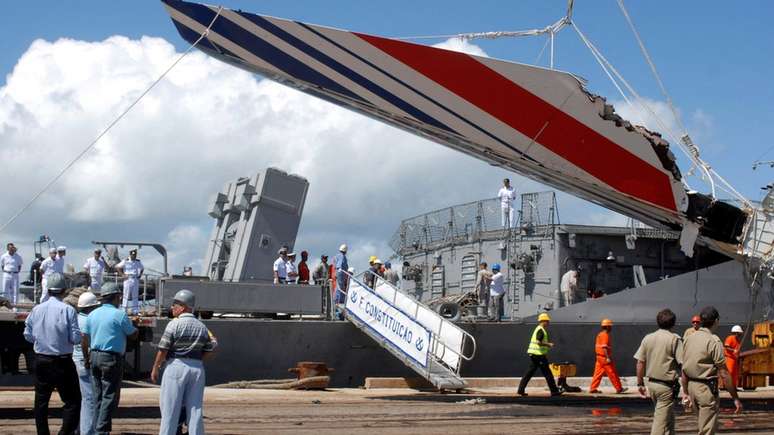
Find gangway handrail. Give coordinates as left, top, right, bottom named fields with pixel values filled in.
left=359, top=269, right=477, bottom=360
left=347, top=269, right=476, bottom=375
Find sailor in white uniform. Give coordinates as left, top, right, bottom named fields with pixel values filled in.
left=1, top=243, right=23, bottom=307
left=116, top=249, right=143, bottom=314
left=40, top=247, right=65, bottom=302
left=83, top=248, right=107, bottom=291
left=498, top=178, right=517, bottom=228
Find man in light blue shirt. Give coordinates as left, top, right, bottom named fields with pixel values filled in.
left=81, top=282, right=137, bottom=434
left=333, top=244, right=349, bottom=320
left=23, top=272, right=81, bottom=434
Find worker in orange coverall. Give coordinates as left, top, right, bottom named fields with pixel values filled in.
left=723, top=325, right=744, bottom=388
left=589, top=318, right=628, bottom=394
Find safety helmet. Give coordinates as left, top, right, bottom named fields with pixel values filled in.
left=46, top=273, right=67, bottom=293
left=373, top=258, right=383, bottom=265
left=731, top=325, right=744, bottom=334
left=339, top=244, right=348, bottom=253
left=173, top=289, right=196, bottom=308
left=601, top=318, right=613, bottom=327
left=57, top=246, right=67, bottom=252
left=538, top=313, right=551, bottom=322
left=100, top=282, right=122, bottom=297
left=492, top=263, right=501, bottom=271
left=369, top=255, right=377, bottom=263
left=78, top=292, right=100, bottom=308
left=384, top=261, right=391, bottom=268
left=691, top=315, right=701, bottom=324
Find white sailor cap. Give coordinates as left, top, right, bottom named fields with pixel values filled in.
left=56, top=246, right=67, bottom=251
left=48, top=248, right=57, bottom=254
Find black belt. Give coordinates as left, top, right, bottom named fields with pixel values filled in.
left=36, top=353, right=73, bottom=359
left=92, top=349, right=122, bottom=356
left=3, top=271, right=18, bottom=274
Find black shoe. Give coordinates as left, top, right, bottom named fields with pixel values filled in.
left=550, top=391, right=563, bottom=397
left=517, top=391, right=528, bottom=397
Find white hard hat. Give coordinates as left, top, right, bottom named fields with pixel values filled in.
left=57, top=245, right=67, bottom=251
left=373, top=258, right=383, bottom=265
left=731, top=325, right=744, bottom=333
left=77, top=292, right=100, bottom=308
left=339, top=244, right=348, bottom=253
left=348, top=267, right=355, bottom=273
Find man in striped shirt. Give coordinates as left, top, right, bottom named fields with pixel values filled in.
left=151, top=289, right=217, bottom=435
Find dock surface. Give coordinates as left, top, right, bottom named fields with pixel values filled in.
left=1, top=387, right=773, bottom=434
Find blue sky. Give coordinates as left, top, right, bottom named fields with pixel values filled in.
left=4, top=1, right=773, bottom=200
left=1, top=1, right=773, bottom=273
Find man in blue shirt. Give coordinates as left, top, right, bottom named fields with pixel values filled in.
left=333, top=244, right=349, bottom=320
left=23, top=272, right=81, bottom=435
left=81, top=282, right=138, bottom=434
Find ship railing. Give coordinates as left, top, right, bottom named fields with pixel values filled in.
left=349, top=269, right=476, bottom=375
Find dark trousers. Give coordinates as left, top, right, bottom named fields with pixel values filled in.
left=517, top=354, right=559, bottom=394
left=90, top=351, right=124, bottom=434
left=33, top=354, right=81, bottom=435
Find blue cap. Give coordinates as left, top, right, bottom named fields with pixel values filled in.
left=492, top=263, right=501, bottom=271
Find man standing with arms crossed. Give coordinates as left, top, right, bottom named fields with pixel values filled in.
left=116, top=249, right=143, bottom=314
left=83, top=248, right=107, bottom=291
left=634, top=308, right=689, bottom=435
left=81, top=282, right=138, bottom=434
left=23, top=273, right=82, bottom=434
left=681, top=306, right=742, bottom=434
left=1, top=242, right=23, bottom=308
left=151, top=289, right=217, bottom=435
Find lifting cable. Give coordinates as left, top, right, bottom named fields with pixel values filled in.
left=0, top=7, right=224, bottom=236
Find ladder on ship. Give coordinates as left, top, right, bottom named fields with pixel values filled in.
left=338, top=271, right=476, bottom=390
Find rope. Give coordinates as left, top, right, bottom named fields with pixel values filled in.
left=572, top=22, right=721, bottom=199
left=0, top=7, right=224, bottom=236
left=615, top=0, right=688, bottom=137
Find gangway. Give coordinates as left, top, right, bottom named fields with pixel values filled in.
left=339, top=271, right=476, bottom=390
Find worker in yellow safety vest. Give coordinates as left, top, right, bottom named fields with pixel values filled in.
left=517, top=313, right=561, bottom=396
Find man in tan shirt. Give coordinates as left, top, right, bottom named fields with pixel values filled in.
left=680, top=306, right=742, bottom=434
left=634, top=308, right=689, bottom=435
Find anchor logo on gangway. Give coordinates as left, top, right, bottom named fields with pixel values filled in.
left=349, top=291, right=358, bottom=303
left=415, top=337, right=424, bottom=351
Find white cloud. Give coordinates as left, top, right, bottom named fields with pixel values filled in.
left=0, top=35, right=633, bottom=275
left=432, top=38, right=489, bottom=57
left=0, top=36, right=527, bottom=274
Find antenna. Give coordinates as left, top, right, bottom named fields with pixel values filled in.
left=752, top=160, right=774, bottom=171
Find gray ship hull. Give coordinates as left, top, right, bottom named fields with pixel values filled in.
left=140, top=320, right=724, bottom=387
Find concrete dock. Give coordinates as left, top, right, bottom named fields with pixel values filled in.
left=1, top=386, right=774, bottom=434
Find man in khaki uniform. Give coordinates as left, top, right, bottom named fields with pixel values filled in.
left=680, top=306, right=742, bottom=434
left=634, top=308, right=688, bottom=435
left=683, top=315, right=701, bottom=340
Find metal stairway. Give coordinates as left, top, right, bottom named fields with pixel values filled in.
left=339, top=271, right=476, bottom=390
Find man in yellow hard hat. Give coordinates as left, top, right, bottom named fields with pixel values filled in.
left=517, top=312, right=561, bottom=396
left=589, top=318, right=626, bottom=393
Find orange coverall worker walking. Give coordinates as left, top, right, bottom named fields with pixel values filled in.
left=723, top=325, right=743, bottom=388
left=589, top=319, right=626, bottom=393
